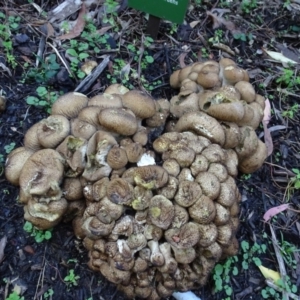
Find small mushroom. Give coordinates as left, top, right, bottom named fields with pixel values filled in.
left=148, top=240, right=165, bottom=266
left=133, top=166, right=168, bottom=189
left=148, top=195, right=174, bottom=230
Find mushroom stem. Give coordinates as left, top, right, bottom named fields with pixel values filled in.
left=148, top=240, right=165, bottom=266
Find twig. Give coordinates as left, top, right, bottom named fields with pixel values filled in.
left=269, top=224, right=289, bottom=300
left=47, top=42, right=73, bottom=77
left=265, top=279, right=299, bottom=300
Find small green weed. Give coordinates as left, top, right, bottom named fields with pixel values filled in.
left=282, top=103, right=298, bottom=119
left=241, top=0, right=257, bottom=13
left=290, top=168, right=300, bottom=189
left=213, top=256, right=238, bottom=299
left=0, top=12, right=20, bottom=68
left=276, top=68, right=300, bottom=91
left=23, top=221, right=52, bottom=243
left=64, top=269, right=80, bottom=287
left=4, top=142, right=16, bottom=154
left=233, top=32, right=253, bottom=42
left=241, top=173, right=251, bottom=180
left=23, top=54, right=60, bottom=84
left=209, top=29, right=224, bottom=44
left=102, top=0, right=119, bottom=28
left=43, top=288, right=54, bottom=299
left=26, top=86, right=61, bottom=113
left=5, top=292, right=24, bottom=300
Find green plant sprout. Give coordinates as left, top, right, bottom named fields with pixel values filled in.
left=0, top=12, right=20, bottom=68
left=282, top=103, right=298, bottom=119
left=23, top=221, right=52, bottom=243
left=5, top=292, right=24, bottom=300
left=276, top=68, right=300, bottom=92
left=213, top=256, right=238, bottom=299
left=4, top=142, right=16, bottom=154
left=240, top=0, right=257, bottom=13
left=64, top=269, right=80, bottom=287
left=43, top=288, right=54, bottom=299
left=24, top=54, right=61, bottom=84
left=26, top=86, right=61, bottom=113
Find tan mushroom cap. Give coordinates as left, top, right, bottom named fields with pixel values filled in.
left=37, top=115, right=70, bottom=148
left=170, top=69, right=181, bottom=88
left=51, top=92, right=88, bottom=119
left=78, top=106, right=102, bottom=127
left=88, top=93, right=123, bottom=108
left=99, top=108, right=138, bottom=136
left=235, top=81, right=256, bottom=103
left=223, top=65, right=248, bottom=85
left=24, top=122, right=43, bottom=151
left=122, top=90, right=156, bottom=119
left=5, top=147, right=34, bottom=186
left=174, top=111, right=226, bottom=146
left=104, top=83, right=129, bottom=95
left=239, top=140, right=267, bottom=174
left=19, top=149, right=65, bottom=204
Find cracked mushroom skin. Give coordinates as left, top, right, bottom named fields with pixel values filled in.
left=19, top=149, right=65, bottom=204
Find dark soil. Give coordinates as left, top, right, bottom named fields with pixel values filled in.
left=1, top=1, right=300, bottom=300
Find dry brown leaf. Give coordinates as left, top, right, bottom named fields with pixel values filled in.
left=97, top=26, right=113, bottom=35
left=206, top=10, right=236, bottom=31
left=46, top=22, right=55, bottom=38
left=179, top=52, right=189, bottom=68
left=57, top=3, right=86, bottom=40
left=0, top=236, right=7, bottom=263
left=262, top=48, right=298, bottom=65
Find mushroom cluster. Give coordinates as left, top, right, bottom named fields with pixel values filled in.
left=80, top=131, right=240, bottom=299
left=169, top=58, right=267, bottom=174
left=5, top=58, right=267, bottom=299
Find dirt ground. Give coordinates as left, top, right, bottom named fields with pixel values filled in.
left=0, top=0, right=300, bottom=299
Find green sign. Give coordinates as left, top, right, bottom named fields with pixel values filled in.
left=128, top=0, right=189, bottom=24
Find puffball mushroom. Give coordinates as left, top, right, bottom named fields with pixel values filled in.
left=6, top=70, right=269, bottom=299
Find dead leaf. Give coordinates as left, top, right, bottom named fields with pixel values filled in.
left=189, top=21, right=200, bottom=28
left=262, top=48, right=298, bottom=65
left=258, top=265, right=281, bottom=283
left=97, top=26, right=113, bottom=35
left=206, top=10, right=236, bottom=32
left=0, top=236, right=7, bottom=263
left=179, top=52, right=189, bottom=68
left=275, top=43, right=300, bottom=64
left=262, top=99, right=273, bottom=156
left=57, top=3, right=86, bottom=40
left=263, top=204, right=289, bottom=222
left=46, top=23, right=55, bottom=38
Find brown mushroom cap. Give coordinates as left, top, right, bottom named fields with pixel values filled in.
left=99, top=108, right=138, bottom=136
left=19, top=149, right=65, bottom=204
left=149, top=195, right=174, bottom=229
left=235, top=81, right=256, bottom=103
left=133, top=166, right=169, bottom=189
left=238, top=140, right=267, bottom=174
left=51, top=92, right=88, bottom=119
left=104, top=84, right=129, bottom=95
left=174, top=111, right=226, bottom=146
left=5, top=147, right=34, bottom=186
left=106, top=145, right=128, bottom=169
left=23, top=122, right=43, bottom=151
left=71, top=118, right=96, bottom=140
left=88, top=93, right=123, bottom=109
left=37, top=115, right=70, bottom=148
left=122, top=90, right=156, bottom=119
left=169, top=69, right=181, bottom=89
